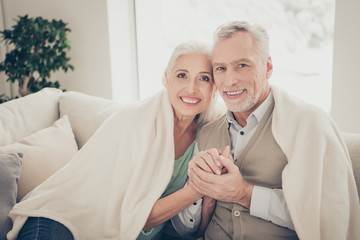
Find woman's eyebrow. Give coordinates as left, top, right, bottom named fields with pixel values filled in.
left=175, top=69, right=189, bottom=73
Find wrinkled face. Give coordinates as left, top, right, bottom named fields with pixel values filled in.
left=166, top=53, right=215, bottom=119
left=212, top=32, right=272, bottom=113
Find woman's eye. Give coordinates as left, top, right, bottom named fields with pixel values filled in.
left=177, top=73, right=187, bottom=78
left=200, top=76, right=210, bottom=82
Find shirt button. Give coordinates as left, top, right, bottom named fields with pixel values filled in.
left=190, top=219, right=193, bottom=222
left=240, top=131, right=245, bottom=135
left=193, top=202, right=197, bottom=205
left=233, top=210, right=240, bottom=217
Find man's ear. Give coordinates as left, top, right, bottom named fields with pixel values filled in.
left=266, top=56, right=273, bottom=79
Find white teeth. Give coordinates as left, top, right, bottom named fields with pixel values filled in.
left=181, top=97, right=200, bottom=104
left=226, top=90, right=244, bottom=95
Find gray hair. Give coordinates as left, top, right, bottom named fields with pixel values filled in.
left=213, top=21, right=270, bottom=59
left=163, top=42, right=224, bottom=124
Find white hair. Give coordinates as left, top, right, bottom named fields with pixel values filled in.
left=163, top=42, right=224, bottom=124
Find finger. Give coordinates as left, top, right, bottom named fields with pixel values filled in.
left=222, top=145, right=231, bottom=159
left=219, top=156, right=238, bottom=174
left=221, top=145, right=234, bottom=162
left=189, top=169, right=214, bottom=196
left=192, top=165, right=221, bottom=184
left=206, top=148, right=222, bottom=168
left=188, top=169, right=206, bottom=194
left=196, top=153, right=214, bottom=173
left=203, top=150, right=222, bottom=175
left=189, top=153, right=213, bottom=173
left=195, top=150, right=221, bottom=175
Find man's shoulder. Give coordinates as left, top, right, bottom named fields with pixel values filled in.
left=271, top=85, right=335, bottom=132
left=200, top=114, right=227, bottom=134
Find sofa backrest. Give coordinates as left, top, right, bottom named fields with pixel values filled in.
left=59, top=91, right=123, bottom=148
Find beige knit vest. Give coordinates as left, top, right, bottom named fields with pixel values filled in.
left=197, top=101, right=298, bottom=240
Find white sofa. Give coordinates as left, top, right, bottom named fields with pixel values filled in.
left=0, top=88, right=359, bottom=236
left=1, top=87, right=360, bottom=195
left=0, top=88, right=123, bottom=237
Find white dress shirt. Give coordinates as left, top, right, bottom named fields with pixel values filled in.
left=171, top=91, right=294, bottom=237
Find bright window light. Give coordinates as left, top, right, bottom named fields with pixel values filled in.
left=135, top=0, right=335, bottom=112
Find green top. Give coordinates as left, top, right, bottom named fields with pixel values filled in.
left=137, top=140, right=196, bottom=240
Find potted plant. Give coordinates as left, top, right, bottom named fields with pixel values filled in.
left=0, top=15, right=74, bottom=99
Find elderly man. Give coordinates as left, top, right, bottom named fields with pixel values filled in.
left=176, top=21, right=360, bottom=240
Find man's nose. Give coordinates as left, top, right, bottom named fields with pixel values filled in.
left=225, top=69, right=239, bottom=86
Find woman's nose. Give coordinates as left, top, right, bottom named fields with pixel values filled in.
left=187, top=79, right=197, bottom=93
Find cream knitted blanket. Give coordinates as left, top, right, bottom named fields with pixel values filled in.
left=271, top=85, right=360, bottom=239
left=8, top=89, right=175, bottom=240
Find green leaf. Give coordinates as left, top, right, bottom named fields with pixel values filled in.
left=0, top=15, right=74, bottom=94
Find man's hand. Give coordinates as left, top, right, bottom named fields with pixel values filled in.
left=188, top=146, right=253, bottom=209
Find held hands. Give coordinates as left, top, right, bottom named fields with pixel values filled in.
left=188, top=146, right=253, bottom=209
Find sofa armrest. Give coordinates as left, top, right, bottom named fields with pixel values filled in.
left=342, top=132, right=360, bottom=199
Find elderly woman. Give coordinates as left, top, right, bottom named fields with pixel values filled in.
left=7, top=42, right=222, bottom=240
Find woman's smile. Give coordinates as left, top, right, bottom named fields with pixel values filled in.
left=180, top=96, right=201, bottom=105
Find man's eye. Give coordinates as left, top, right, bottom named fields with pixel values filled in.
left=238, top=64, right=247, bottom=68
left=215, top=66, right=225, bottom=71
left=200, top=76, right=210, bottom=82
left=177, top=73, right=187, bottom=78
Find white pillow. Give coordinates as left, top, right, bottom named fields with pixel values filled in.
left=0, top=88, right=62, bottom=146
left=0, top=115, right=78, bottom=201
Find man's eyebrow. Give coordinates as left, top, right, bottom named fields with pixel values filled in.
left=213, top=62, right=225, bottom=66
left=231, top=58, right=252, bottom=65
left=213, top=58, right=253, bottom=67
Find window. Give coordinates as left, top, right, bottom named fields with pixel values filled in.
left=134, top=0, right=335, bottom=112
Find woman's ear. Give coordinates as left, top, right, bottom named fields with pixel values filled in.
left=164, top=72, right=169, bottom=87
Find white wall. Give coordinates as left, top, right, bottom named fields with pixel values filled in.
left=331, top=0, right=360, bottom=133
left=0, top=0, right=113, bottom=99
left=107, top=0, right=138, bottom=103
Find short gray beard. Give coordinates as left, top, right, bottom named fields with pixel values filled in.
left=222, top=86, right=266, bottom=112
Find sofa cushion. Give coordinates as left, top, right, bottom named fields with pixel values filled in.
left=59, top=91, right=123, bottom=148
left=0, top=116, right=78, bottom=201
left=0, top=88, right=62, bottom=146
left=0, top=153, right=22, bottom=239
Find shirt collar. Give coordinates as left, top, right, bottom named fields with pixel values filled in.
left=226, top=91, right=273, bottom=128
